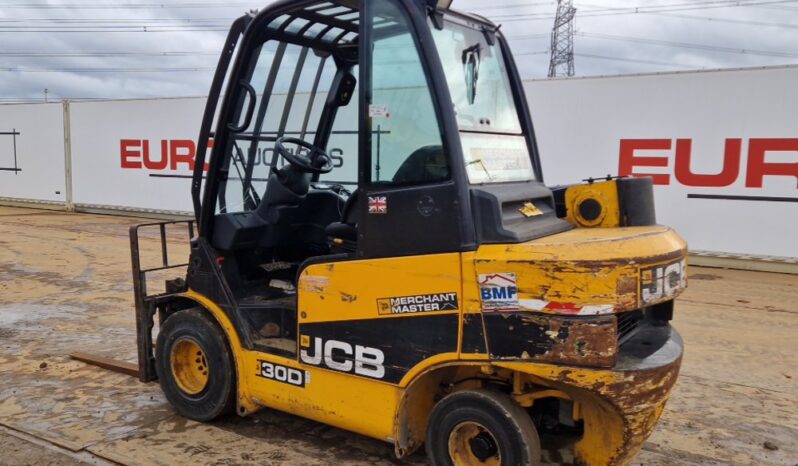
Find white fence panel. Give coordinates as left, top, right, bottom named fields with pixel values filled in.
left=69, top=97, right=207, bottom=214
left=526, top=66, right=798, bottom=258
left=0, top=102, right=66, bottom=204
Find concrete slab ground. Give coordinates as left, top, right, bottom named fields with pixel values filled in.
left=0, top=206, right=796, bottom=466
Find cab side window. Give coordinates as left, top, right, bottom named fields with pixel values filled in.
left=218, top=39, right=359, bottom=214
left=368, top=1, right=449, bottom=186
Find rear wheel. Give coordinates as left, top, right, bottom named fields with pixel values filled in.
left=426, top=389, right=541, bottom=466
left=155, top=308, right=235, bottom=421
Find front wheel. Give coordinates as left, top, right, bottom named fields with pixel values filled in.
left=426, top=389, right=541, bottom=466
left=155, top=308, right=235, bottom=421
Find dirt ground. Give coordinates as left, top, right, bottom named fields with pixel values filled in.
left=0, top=205, right=796, bottom=466
left=0, top=428, right=87, bottom=466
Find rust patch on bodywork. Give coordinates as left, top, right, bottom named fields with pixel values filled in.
left=484, top=312, right=618, bottom=367
left=616, top=276, right=637, bottom=296
left=339, top=291, right=357, bottom=303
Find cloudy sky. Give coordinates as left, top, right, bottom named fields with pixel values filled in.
left=1, top=0, right=797, bottom=103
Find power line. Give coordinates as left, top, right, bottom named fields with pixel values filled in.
left=754, top=3, right=798, bottom=8
left=473, top=2, right=555, bottom=10
left=579, top=32, right=798, bottom=58
left=0, top=67, right=216, bottom=72
left=0, top=51, right=218, bottom=57
left=0, top=27, right=230, bottom=32
left=0, top=18, right=231, bottom=23
left=2, top=2, right=254, bottom=9
left=507, top=33, right=551, bottom=40
left=515, top=50, right=551, bottom=56
left=489, top=0, right=798, bottom=21
left=651, top=12, right=798, bottom=28
left=0, top=95, right=201, bottom=101
left=0, top=24, right=229, bottom=28
left=576, top=52, right=701, bottom=69
left=576, top=0, right=798, bottom=15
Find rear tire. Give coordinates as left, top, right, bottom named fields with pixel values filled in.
left=426, top=389, right=541, bottom=466
left=155, top=308, right=235, bottom=421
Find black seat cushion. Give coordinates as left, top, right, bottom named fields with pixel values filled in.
left=325, top=221, right=357, bottom=241
left=325, top=189, right=359, bottom=242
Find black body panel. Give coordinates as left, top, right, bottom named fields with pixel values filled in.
left=483, top=312, right=564, bottom=359
left=461, top=313, right=487, bottom=354
left=360, top=181, right=465, bottom=258
left=299, top=314, right=458, bottom=383
left=186, top=238, right=251, bottom=348
left=482, top=311, right=615, bottom=365
left=617, top=177, right=656, bottom=226
left=550, top=185, right=568, bottom=218
left=470, top=181, right=573, bottom=243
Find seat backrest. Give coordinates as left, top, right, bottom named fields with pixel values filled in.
left=255, top=170, right=309, bottom=223
left=341, top=188, right=359, bottom=225
left=391, top=145, right=448, bottom=185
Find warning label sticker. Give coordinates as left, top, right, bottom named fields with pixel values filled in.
left=368, top=104, right=390, bottom=118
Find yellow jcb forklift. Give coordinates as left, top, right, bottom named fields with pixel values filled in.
left=130, top=1, right=687, bottom=464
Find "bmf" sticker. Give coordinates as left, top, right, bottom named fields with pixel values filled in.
left=478, top=273, right=519, bottom=311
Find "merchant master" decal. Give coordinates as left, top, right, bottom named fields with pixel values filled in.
left=377, top=292, right=459, bottom=315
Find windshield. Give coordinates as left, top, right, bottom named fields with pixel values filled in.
left=431, top=19, right=535, bottom=184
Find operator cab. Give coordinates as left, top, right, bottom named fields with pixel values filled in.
left=189, top=0, right=567, bottom=357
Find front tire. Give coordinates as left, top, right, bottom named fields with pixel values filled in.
left=155, top=308, right=235, bottom=421
left=426, top=389, right=541, bottom=466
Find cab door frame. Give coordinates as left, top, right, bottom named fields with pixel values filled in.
left=356, top=0, right=477, bottom=260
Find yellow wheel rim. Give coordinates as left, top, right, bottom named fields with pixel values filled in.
left=170, top=338, right=209, bottom=395
left=448, top=421, right=501, bottom=466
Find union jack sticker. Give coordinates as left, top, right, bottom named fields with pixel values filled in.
left=368, top=196, right=387, bottom=214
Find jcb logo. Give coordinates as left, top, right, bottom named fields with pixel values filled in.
left=641, top=259, right=687, bottom=304
left=300, top=336, right=385, bottom=379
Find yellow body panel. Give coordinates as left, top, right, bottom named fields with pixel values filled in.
left=182, top=289, right=402, bottom=441
left=297, top=252, right=462, bottom=324
left=238, top=350, right=401, bottom=441
left=564, top=179, right=622, bottom=227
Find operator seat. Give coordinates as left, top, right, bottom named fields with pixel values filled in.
left=325, top=189, right=359, bottom=251
left=256, top=165, right=311, bottom=223
left=392, top=145, right=448, bottom=184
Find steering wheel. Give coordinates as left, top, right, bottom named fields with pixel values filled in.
left=274, top=137, right=334, bottom=174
